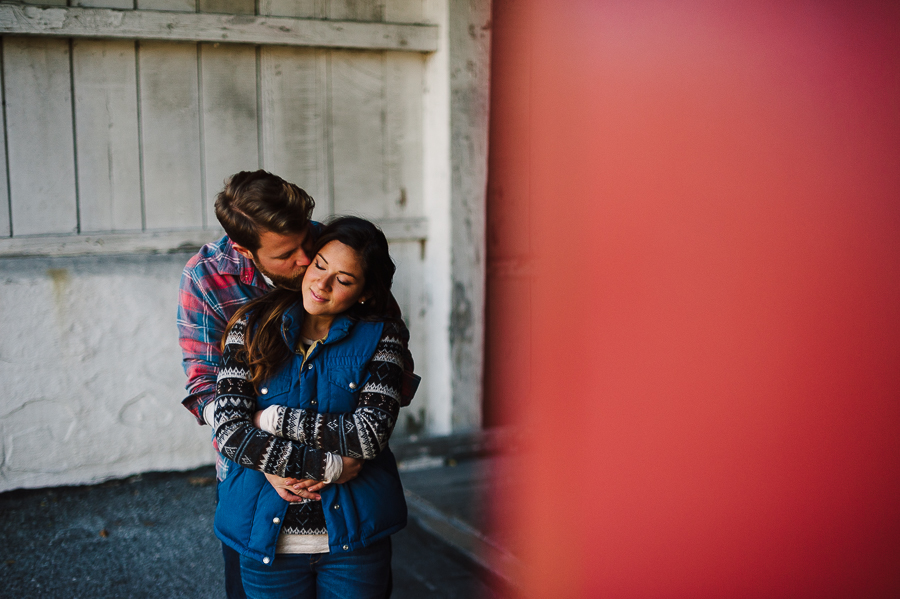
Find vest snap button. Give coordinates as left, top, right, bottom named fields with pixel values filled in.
left=342, top=545, right=349, bottom=551
left=261, top=388, right=268, bottom=395
left=349, top=382, right=357, bottom=389
left=263, top=557, right=270, bottom=564
left=308, top=364, right=313, bottom=370
left=273, top=517, right=280, bottom=524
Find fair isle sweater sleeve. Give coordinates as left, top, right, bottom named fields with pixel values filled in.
left=213, top=318, right=330, bottom=481
left=268, top=321, right=405, bottom=460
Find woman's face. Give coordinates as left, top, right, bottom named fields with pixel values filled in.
left=302, top=240, right=368, bottom=317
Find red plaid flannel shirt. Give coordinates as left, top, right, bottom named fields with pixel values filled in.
left=177, top=235, right=271, bottom=424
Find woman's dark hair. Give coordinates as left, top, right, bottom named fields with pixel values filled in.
left=223, top=216, right=396, bottom=390
left=315, top=216, right=396, bottom=320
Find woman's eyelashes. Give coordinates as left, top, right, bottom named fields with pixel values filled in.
left=314, top=259, right=351, bottom=286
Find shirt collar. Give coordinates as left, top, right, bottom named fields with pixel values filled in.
left=216, top=236, right=270, bottom=289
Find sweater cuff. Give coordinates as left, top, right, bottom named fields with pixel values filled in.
left=202, top=401, right=216, bottom=428
left=324, top=453, right=343, bottom=484
left=257, top=405, right=280, bottom=435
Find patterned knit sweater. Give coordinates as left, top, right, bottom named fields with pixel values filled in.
left=213, top=317, right=405, bottom=536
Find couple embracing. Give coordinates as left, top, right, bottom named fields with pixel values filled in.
left=177, top=170, right=417, bottom=599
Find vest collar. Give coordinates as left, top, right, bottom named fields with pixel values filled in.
left=280, top=302, right=355, bottom=350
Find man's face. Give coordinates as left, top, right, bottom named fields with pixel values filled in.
left=234, top=227, right=314, bottom=290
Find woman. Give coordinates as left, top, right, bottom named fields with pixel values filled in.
left=212, top=216, right=408, bottom=599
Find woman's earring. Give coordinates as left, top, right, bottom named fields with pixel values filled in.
left=359, top=299, right=365, bottom=305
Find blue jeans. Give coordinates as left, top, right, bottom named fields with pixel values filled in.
left=239, top=538, right=392, bottom=599
left=224, top=542, right=248, bottom=599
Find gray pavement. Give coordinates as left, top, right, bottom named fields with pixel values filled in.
left=0, top=447, right=514, bottom=599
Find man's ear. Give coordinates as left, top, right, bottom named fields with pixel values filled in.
left=231, top=242, right=255, bottom=261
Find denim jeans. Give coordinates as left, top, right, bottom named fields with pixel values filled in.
left=224, top=542, right=248, bottom=599
left=239, top=538, right=392, bottom=599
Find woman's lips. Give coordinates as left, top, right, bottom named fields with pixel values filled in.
left=309, top=289, right=327, bottom=302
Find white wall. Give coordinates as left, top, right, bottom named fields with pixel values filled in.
left=0, top=0, right=491, bottom=492
left=0, top=253, right=213, bottom=492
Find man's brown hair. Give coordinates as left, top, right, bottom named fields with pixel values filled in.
left=214, top=170, right=315, bottom=252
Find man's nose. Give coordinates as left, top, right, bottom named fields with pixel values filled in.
left=295, top=251, right=311, bottom=267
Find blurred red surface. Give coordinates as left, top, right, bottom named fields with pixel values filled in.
left=486, top=1, right=900, bottom=597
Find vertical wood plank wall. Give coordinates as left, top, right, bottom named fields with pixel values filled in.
left=0, top=0, right=427, bottom=238
left=3, top=37, right=78, bottom=236
left=72, top=39, right=143, bottom=233
left=0, top=0, right=432, bottom=433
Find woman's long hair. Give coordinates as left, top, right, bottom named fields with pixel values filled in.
left=223, top=216, right=397, bottom=390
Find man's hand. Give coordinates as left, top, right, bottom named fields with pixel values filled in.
left=264, top=472, right=325, bottom=502
left=334, top=457, right=363, bottom=484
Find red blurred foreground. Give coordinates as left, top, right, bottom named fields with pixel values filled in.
left=486, top=1, right=900, bottom=597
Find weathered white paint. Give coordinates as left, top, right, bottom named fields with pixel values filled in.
left=258, top=0, right=325, bottom=19
left=329, top=0, right=384, bottom=21
left=0, top=253, right=214, bottom=493
left=199, top=0, right=255, bottom=15
left=389, top=239, right=430, bottom=434
left=384, top=50, right=425, bottom=218
left=330, top=50, right=387, bottom=216
left=3, top=36, right=78, bottom=236
left=448, top=0, right=490, bottom=430
left=421, top=0, right=453, bottom=435
left=259, top=46, right=330, bottom=209
left=136, top=0, right=195, bottom=11
left=385, top=0, right=425, bottom=24
left=72, top=38, right=143, bottom=233
left=73, top=0, right=134, bottom=9
left=0, top=84, right=9, bottom=238
left=138, top=41, right=204, bottom=230
left=0, top=5, right=440, bottom=52
left=199, top=42, right=259, bottom=227
left=0, top=217, right=426, bottom=258
left=0, top=229, right=224, bottom=258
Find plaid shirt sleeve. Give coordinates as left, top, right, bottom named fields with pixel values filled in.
left=177, top=256, right=228, bottom=424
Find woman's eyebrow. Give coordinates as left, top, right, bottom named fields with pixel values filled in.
left=318, top=253, right=359, bottom=278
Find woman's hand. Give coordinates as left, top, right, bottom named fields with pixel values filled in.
left=264, top=472, right=325, bottom=502
left=253, top=409, right=265, bottom=430
left=334, top=457, right=363, bottom=484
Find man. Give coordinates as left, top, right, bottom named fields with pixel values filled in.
left=177, top=170, right=413, bottom=598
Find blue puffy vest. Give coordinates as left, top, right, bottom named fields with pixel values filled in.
left=214, top=304, right=407, bottom=564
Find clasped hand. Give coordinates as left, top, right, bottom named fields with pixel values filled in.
left=253, top=409, right=363, bottom=501
left=264, top=456, right=363, bottom=502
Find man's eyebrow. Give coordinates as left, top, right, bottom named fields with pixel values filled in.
left=273, top=248, right=296, bottom=259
